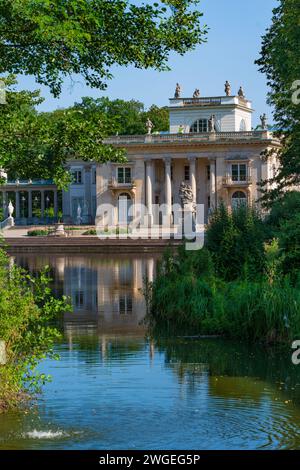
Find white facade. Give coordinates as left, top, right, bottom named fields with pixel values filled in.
left=62, top=163, right=97, bottom=224
left=98, top=92, right=280, bottom=227
left=169, top=96, right=253, bottom=134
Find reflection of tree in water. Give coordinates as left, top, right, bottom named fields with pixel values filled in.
left=151, top=334, right=300, bottom=404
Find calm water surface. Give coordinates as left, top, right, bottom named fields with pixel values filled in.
left=1, top=253, right=300, bottom=450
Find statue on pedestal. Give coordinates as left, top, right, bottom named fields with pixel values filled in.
left=209, top=114, right=216, bottom=132
left=77, top=203, right=82, bottom=225
left=238, top=86, right=245, bottom=98
left=260, top=113, right=268, bottom=130
left=146, top=118, right=154, bottom=135
left=8, top=200, right=14, bottom=218
left=193, top=88, right=200, bottom=98
left=174, top=83, right=181, bottom=99
left=225, top=81, right=231, bottom=96
left=179, top=182, right=196, bottom=237
left=179, top=182, right=194, bottom=206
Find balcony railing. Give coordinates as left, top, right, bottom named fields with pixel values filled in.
left=4, top=179, right=55, bottom=186
left=108, top=178, right=136, bottom=189
left=223, top=175, right=252, bottom=187
left=104, top=131, right=273, bottom=146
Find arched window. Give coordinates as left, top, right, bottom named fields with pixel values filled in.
left=190, top=119, right=208, bottom=133
left=118, top=193, right=132, bottom=225
left=232, top=191, right=247, bottom=209
left=240, top=119, right=246, bottom=131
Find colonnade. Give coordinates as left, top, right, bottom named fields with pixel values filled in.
left=1, top=188, right=59, bottom=219
left=144, top=157, right=217, bottom=221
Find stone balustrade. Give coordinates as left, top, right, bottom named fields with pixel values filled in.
left=104, top=130, right=275, bottom=146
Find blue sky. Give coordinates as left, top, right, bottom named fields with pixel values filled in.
left=16, top=0, right=278, bottom=127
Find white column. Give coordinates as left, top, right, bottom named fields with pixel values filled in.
left=2, top=191, right=6, bottom=217
left=15, top=191, right=20, bottom=218
left=164, top=157, right=172, bottom=222
left=28, top=190, right=32, bottom=218
left=84, top=165, right=92, bottom=222
left=54, top=190, right=58, bottom=218
left=189, top=157, right=197, bottom=203
left=40, top=190, right=45, bottom=218
left=209, top=159, right=216, bottom=209
left=146, top=160, right=154, bottom=225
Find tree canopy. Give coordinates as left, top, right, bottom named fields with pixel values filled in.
left=0, top=77, right=170, bottom=187
left=0, top=0, right=207, bottom=96
left=256, top=0, right=300, bottom=203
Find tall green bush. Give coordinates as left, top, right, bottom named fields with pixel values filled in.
left=205, top=204, right=266, bottom=280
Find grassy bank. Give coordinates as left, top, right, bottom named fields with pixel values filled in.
left=147, top=197, right=300, bottom=344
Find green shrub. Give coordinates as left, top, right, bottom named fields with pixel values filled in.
left=0, top=249, right=70, bottom=412
left=82, top=229, right=97, bottom=235
left=265, top=191, right=300, bottom=239
left=27, top=229, right=49, bottom=236
left=205, top=204, right=266, bottom=281
left=279, top=212, right=300, bottom=282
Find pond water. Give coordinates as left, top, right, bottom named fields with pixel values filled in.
left=1, top=253, right=300, bottom=450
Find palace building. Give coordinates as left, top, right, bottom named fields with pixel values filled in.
left=97, top=87, right=281, bottom=227
left=0, top=85, right=281, bottom=228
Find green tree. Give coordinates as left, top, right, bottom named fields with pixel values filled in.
left=0, top=77, right=126, bottom=187
left=1, top=88, right=171, bottom=186
left=256, top=0, right=300, bottom=203
left=279, top=213, right=300, bottom=282
left=205, top=204, right=266, bottom=281
left=265, top=191, right=300, bottom=239
left=0, top=0, right=207, bottom=97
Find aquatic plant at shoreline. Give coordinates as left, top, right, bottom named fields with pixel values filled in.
left=147, top=204, right=300, bottom=344
left=0, top=248, right=70, bottom=412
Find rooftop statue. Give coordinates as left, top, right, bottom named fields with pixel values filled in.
left=225, top=80, right=231, bottom=96
left=193, top=88, right=200, bottom=98
left=238, top=86, right=245, bottom=98
left=260, top=113, right=268, bottom=130
left=174, top=83, right=181, bottom=99
left=146, top=118, right=154, bottom=135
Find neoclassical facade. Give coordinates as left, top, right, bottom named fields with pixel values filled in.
left=97, top=92, right=281, bottom=227
left=0, top=88, right=281, bottom=227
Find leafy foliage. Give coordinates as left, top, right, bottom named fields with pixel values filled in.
left=0, top=79, right=168, bottom=187
left=256, top=0, right=300, bottom=201
left=147, top=203, right=300, bottom=343
left=265, top=191, right=300, bottom=238
left=205, top=204, right=266, bottom=281
left=279, top=213, right=300, bottom=282
left=0, top=0, right=207, bottom=96
left=0, top=248, right=70, bottom=412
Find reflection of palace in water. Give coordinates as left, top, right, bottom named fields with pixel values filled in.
left=13, top=254, right=156, bottom=334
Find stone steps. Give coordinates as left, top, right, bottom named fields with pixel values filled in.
left=2, top=237, right=181, bottom=253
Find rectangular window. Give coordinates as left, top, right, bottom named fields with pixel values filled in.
left=190, top=119, right=208, bottom=133
left=72, top=170, right=82, bottom=184
left=75, top=290, right=84, bottom=307
left=117, top=167, right=131, bottom=184
left=93, top=170, right=96, bottom=185
left=206, top=165, right=211, bottom=181
left=231, top=164, right=247, bottom=182
left=184, top=165, right=190, bottom=181
left=119, top=294, right=133, bottom=315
